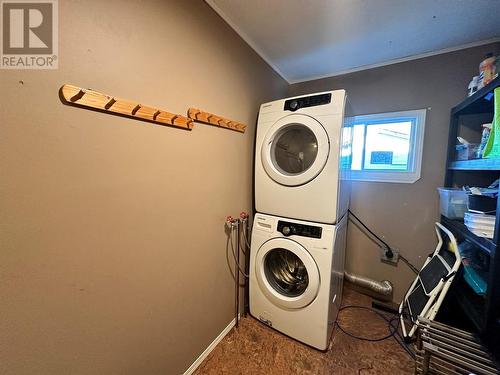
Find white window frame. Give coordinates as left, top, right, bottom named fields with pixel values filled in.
left=349, top=109, right=426, bottom=183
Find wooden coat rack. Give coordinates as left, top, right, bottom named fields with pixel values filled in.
left=60, top=84, right=248, bottom=134
left=60, top=84, right=194, bottom=130
left=188, top=108, right=246, bottom=133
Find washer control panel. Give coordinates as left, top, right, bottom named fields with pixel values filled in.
left=277, top=220, right=322, bottom=238
left=284, top=93, right=332, bottom=112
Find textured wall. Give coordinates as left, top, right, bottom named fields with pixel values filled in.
left=289, top=43, right=500, bottom=302
left=0, top=1, right=287, bottom=374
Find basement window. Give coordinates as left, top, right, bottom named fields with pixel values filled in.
left=348, top=109, right=426, bottom=183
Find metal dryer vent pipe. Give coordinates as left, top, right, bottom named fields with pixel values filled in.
left=344, top=271, right=393, bottom=297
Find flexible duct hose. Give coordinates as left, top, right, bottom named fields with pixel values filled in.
left=344, top=271, right=393, bottom=297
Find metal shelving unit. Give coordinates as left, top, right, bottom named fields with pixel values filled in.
left=442, top=76, right=500, bottom=365
left=450, top=158, right=500, bottom=171
left=441, top=216, right=495, bottom=255
left=451, top=78, right=499, bottom=116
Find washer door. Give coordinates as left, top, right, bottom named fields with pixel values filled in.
left=261, top=114, right=329, bottom=186
left=255, top=238, right=320, bottom=309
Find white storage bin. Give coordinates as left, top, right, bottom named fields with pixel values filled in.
left=437, top=188, right=468, bottom=219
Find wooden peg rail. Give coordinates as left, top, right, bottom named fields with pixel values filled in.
left=60, top=84, right=194, bottom=130
left=188, top=108, right=246, bottom=133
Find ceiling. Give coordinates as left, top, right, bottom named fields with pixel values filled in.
left=206, top=0, right=500, bottom=83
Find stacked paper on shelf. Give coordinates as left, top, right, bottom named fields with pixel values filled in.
left=464, top=212, right=496, bottom=239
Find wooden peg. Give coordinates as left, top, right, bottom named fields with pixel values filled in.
left=172, top=115, right=194, bottom=129
left=104, top=97, right=116, bottom=110
left=132, top=105, right=157, bottom=122
left=218, top=119, right=231, bottom=129
left=208, top=114, right=223, bottom=126
left=235, top=122, right=247, bottom=132
left=153, top=110, right=161, bottom=121
left=156, top=111, right=177, bottom=124
left=70, top=88, right=86, bottom=102
left=198, top=112, right=212, bottom=123
left=131, top=104, right=141, bottom=115
left=187, top=107, right=246, bottom=133
left=188, top=108, right=201, bottom=120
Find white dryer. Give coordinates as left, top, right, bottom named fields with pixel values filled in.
left=249, top=212, right=347, bottom=350
left=254, top=91, right=351, bottom=224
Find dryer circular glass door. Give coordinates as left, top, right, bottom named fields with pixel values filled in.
left=255, top=238, right=320, bottom=309
left=261, top=114, right=329, bottom=186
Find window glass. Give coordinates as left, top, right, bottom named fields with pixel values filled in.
left=363, top=121, right=412, bottom=171
left=348, top=109, right=426, bottom=183
left=351, top=124, right=365, bottom=170
left=340, top=126, right=353, bottom=169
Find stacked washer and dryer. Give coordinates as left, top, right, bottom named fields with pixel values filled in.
left=249, top=91, right=352, bottom=350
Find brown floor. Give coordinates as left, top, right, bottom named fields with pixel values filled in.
left=194, top=287, right=414, bottom=374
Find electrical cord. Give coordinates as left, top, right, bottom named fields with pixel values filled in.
left=391, top=323, right=416, bottom=359
left=386, top=313, right=415, bottom=359
left=348, top=209, right=419, bottom=275
left=336, top=305, right=398, bottom=342
left=398, top=254, right=419, bottom=275
left=344, top=211, right=418, bottom=357
left=348, top=210, right=392, bottom=251
left=336, top=305, right=415, bottom=359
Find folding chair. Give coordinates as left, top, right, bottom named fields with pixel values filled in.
left=399, top=222, right=462, bottom=340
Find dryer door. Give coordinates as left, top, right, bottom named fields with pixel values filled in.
left=261, top=114, right=329, bottom=186
left=255, top=238, right=320, bottom=309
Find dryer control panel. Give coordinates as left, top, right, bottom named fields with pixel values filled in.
left=277, top=220, right=322, bottom=238
left=284, top=93, right=332, bottom=112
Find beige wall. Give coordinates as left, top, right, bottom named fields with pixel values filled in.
left=289, top=43, right=500, bottom=302
left=0, top=1, right=287, bottom=374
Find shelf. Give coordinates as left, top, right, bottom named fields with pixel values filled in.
left=452, top=77, right=500, bottom=116
left=445, top=73, right=500, bottom=366
left=449, top=158, right=500, bottom=170
left=452, top=273, right=487, bottom=332
left=441, top=216, right=495, bottom=255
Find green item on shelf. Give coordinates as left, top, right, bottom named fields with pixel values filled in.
left=483, top=87, right=500, bottom=158
left=463, top=264, right=487, bottom=296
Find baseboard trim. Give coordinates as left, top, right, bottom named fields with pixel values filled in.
left=183, top=317, right=237, bottom=375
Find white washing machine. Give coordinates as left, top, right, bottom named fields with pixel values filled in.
left=249, top=212, right=347, bottom=350
left=254, top=90, right=351, bottom=224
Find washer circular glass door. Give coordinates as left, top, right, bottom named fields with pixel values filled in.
left=261, top=114, right=329, bottom=186
left=255, top=238, right=320, bottom=309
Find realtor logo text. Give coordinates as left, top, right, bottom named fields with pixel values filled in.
left=1, top=0, right=58, bottom=69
